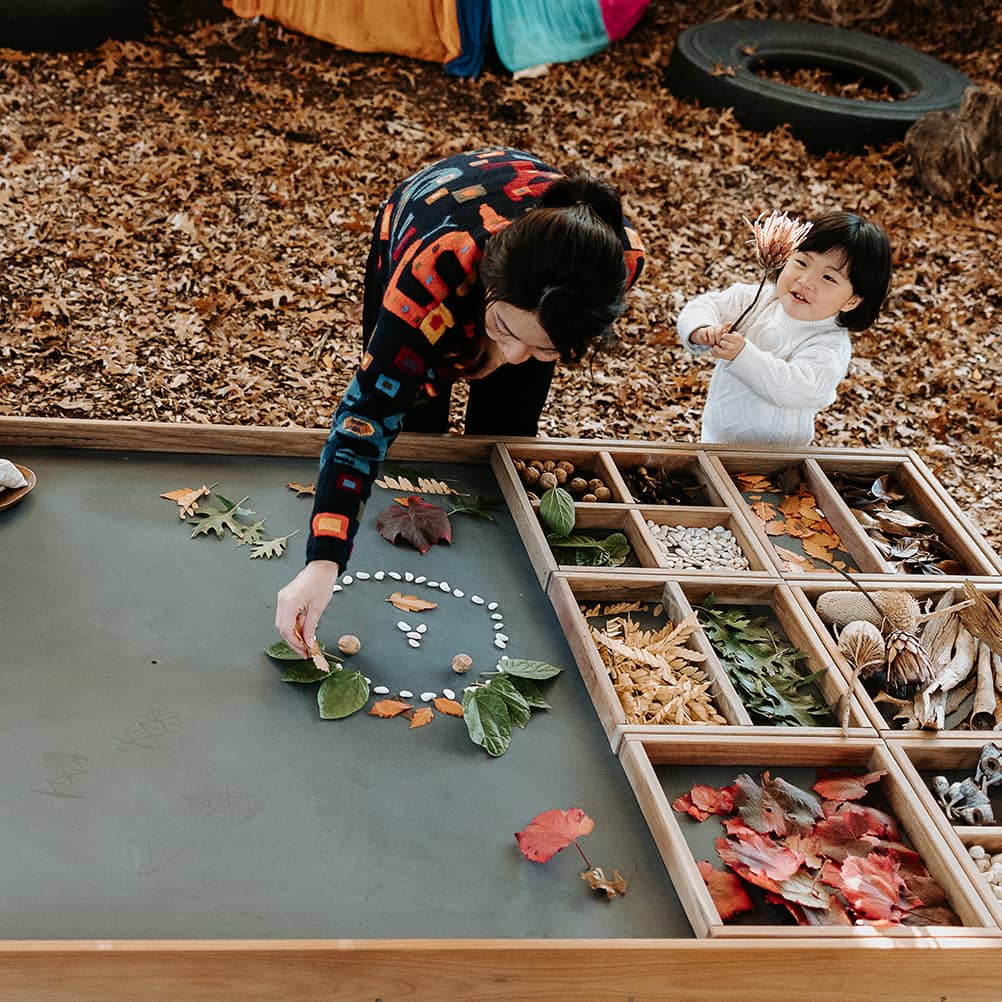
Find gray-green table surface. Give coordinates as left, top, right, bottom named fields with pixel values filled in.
left=0, top=447, right=689, bottom=940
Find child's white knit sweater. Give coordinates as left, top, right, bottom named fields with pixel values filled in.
left=678, top=281, right=851, bottom=446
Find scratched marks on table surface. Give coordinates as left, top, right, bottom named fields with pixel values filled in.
left=186, top=783, right=268, bottom=827
left=116, top=708, right=186, bottom=752
left=30, top=752, right=93, bottom=798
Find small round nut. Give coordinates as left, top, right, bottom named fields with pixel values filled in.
left=523, top=466, right=540, bottom=485
left=513, top=459, right=526, bottom=473
left=581, top=492, right=598, bottom=503
left=337, top=634, right=361, bottom=655
left=538, top=471, right=558, bottom=490
left=588, top=478, right=604, bottom=491
left=554, top=467, right=568, bottom=484
left=451, top=653, right=473, bottom=674
left=543, top=460, right=556, bottom=472
left=557, top=460, right=575, bottom=474
left=529, top=459, right=544, bottom=471
left=568, top=477, right=589, bottom=495
left=593, top=486, right=612, bottom=501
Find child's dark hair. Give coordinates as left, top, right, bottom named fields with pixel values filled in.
left=479, top=172, right=628, bottom=361
left=798, top=211, right=892, bottom=331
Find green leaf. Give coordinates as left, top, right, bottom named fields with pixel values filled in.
left=233, top=519, right=267, bottom=545
left=462, top=686, right=513, bottom=757
left=265, top=640, right=308, bottom=661
left=317, top=670, right=369, bottom=719
left=249, top=530, right=299, bottom=559
left=548, top=531, right=631, bottom=567
left=508, top=675, right=550, bottom=709
left=213, top=493, right=256, bottom=518
left=499, top=659, right=564, bottom=681
left=447, top=495, right=500, bottom=523
left=540, top=487, right=575, bottom=537
left=281, top=662, right=330, bottom=683
left=595, top=532, right=630, bottom=566
left=485, top=675, right=532, bottom=728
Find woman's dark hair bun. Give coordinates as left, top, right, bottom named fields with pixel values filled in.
left=540, top=172, right=623, bottom=233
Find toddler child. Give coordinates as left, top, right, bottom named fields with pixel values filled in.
left=678, top=211, right=892, bottom=446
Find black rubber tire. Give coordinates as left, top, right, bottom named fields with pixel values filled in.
left=0, top=0, right=148, bottom=51
left=665, top=20, right=972, bottom=153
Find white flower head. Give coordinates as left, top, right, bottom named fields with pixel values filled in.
left=744, top=210, right=813, bottom=272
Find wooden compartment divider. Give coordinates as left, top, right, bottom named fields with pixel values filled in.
left=619, top=733, right=999, bottom=937
left=886, top=736, right=1002, bottom=926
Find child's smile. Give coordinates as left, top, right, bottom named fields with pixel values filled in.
left=777, top=248, right=861, bottom=322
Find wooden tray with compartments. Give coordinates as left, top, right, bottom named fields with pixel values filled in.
left=3, top=417, right=1002, bottom=1000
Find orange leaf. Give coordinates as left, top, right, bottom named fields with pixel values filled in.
left=433, top=697, right=464, bottom=716
left=750, top=500, right=777, bottom=522
left=287, top=481, right=315, bottom=496
left=802, top=536, right=835, bottom=560
left=516, top=807, right=594, bottom=863
left=387, top=592, right=438, bottom=613
left=409, top=707, right=434, bottom=728
left=160, top=485, right=212, bottom=519
left=765, top=520, right=786, bottom=536
left=369, top=699, right=412, bottom=718
left=735, top=473, right=773, bottom=491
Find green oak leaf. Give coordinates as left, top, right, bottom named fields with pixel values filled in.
left=317, top=670, right=369, bottom=719
left=462, top=686, right=513, bottom=757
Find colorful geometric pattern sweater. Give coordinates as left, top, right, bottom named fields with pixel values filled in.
left=307, top=146, right=645, bottom=569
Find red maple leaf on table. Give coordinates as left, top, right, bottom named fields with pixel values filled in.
left=697, top=860, right=753, bottom=920
left=812, top=769, right=887, bottom=802
left=375, top=496, right=452, bottom=554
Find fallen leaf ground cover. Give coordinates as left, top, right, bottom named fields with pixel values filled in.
left=1, top=0, right=999, bottom=546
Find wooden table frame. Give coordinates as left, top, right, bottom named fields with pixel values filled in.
left=3, top=416, right=1002, bottom=1001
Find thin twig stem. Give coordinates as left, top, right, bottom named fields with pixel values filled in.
left=729, top=270, right=769, bottom=333
left=573, top=840, right=592, bottom=869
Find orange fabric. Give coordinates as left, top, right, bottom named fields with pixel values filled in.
left=223, top=0, right=462, bottom=64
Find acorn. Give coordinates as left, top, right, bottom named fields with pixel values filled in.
left=337, top=634, right=361, bottom=655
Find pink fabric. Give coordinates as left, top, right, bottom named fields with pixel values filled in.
left=599, top=0, right=649, bottom=42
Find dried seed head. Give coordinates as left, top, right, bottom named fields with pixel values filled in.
left=337, top=634, right=361, bottom=655
left=451, top=653, right=473, bottom=674
left=885, top=629, right=935, bottom=691
left=837, top=620, right=886, bottom=679
left=874, top=590, right=921, bottom=633
left=745, top=209, right=813, bottom=272
left=817, top=591, right=883, bottom=629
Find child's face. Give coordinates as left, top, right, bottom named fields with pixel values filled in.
left=776, top=248, right=861, bottom=323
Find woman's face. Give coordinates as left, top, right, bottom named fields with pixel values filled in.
left=466, top=302, right=560, bottom=380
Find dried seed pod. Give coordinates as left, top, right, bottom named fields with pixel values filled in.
left=538, top=471, right=558, bottom=490
left=522, top=467, right=540, bottom=486
left=451, top=653, right=473, bottom=674
left=337, top=634, right=361, bottom=655
left=816, top=591, right=883, bottom=629
left=874, top=590, right=921, bottom=633
left=568, top=477, right=589, bottom=496
left=593, top=486, right=612, bottom=502
left=885, top=629, right=935, bottom=693
left=837, top=621, right=886, bottom=680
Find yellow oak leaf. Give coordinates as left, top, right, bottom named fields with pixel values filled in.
left=409, top=707, right=434, bottom=728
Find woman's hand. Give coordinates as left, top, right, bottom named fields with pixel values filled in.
left=275, top=560, right=340, bottom=656
left=711, top=330, right=746, bottom=361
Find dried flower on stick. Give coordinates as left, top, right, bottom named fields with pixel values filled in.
left=730, top=210, right=812, bottom=333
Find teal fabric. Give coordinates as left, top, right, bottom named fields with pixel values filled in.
left=491, top=0, right=609, bottom=72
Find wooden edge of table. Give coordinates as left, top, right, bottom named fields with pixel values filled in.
left=3, top=936, right=1002, bottom=1002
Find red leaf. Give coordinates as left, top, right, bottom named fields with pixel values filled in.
left=672, top=792, right=711, bottom=821
left=821, top=854, right=911, bottom=923
left=375, top=496, right=452, bottom=554
left=716, top=831, right=804, bottom=883
left=697, top=860, right=753, bottom=920
left=673, top=783, right=736, bottom=821
left=825, top=801, right=900, bottom=841
left=812, top=769, right=886, bottom=802
left=515, top=808, right=594, bottom=863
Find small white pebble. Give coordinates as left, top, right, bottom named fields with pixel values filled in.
left=389, top=571, right=402, bottom=580
left=487, top=601, right=499, bottom=611
left=373, top=685, right=391, bottom=695
left=452, top=588, right=464, bottom=597
left=355, top=571, right=371, bottom=580
left=396, top=621, right=412, bottom=632
left=332, top=585, right=343, bottom=593
left=439, top=582, right=451, bottom=592
left=494, top=638, right=507, bottom=649
left=416, top=624, right=427, bottom=634
left=493, top=623, right=505, bottom=631
left=407, top=639, right=421, bottom=649
left=374, top=571, right=385, bottom=580
left=341, top=575, right=353, bottom=585
left=406, top=632, right=422, bottom=640
left=399, top=689, right=414, bottom=698
left=471, top=595, right=484, bottom=605
left=364, top=676, right=371, bottom=684
left=496, top=634, right=509, bottom=642
left=415, top=575, right=427, bottom=584
left=428, top=581, right=439, bottom=588
left=491, top=613, right=503, bottom=620
left=420, top=692, right=437, bottom=702
left=443, top=688, right=456, bottom=699
left=970, top=845, right=987, bottom=860
left=405, top=571, right=414, bottom=582
left=499, top=655, right=509, bottom=661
